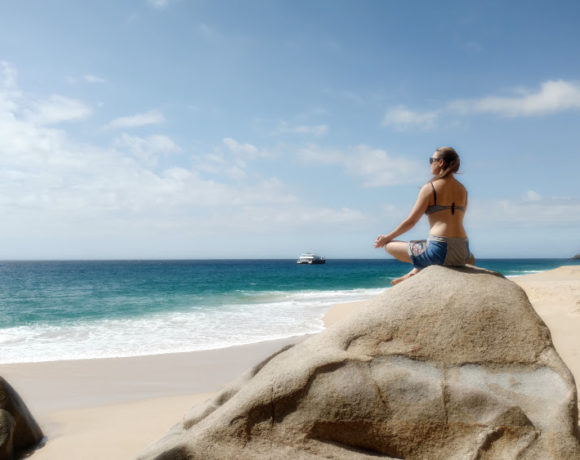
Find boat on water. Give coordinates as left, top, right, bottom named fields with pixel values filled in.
left=296, top=253, right=326, bottom=264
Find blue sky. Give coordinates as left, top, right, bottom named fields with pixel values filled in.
left=0, top=0, right=579, bottom=259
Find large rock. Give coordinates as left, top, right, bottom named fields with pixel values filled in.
left=139, top=266, right=580, bottom=459
left=0, top=377, right=44, bottom=459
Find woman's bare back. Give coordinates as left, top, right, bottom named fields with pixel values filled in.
left=427, top=177, right=467, bottom=238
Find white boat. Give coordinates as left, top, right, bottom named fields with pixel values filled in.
left=296, top=253, right=326, bottom=264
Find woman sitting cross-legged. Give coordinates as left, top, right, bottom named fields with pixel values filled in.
left=374, top=146, right=472, bottom=285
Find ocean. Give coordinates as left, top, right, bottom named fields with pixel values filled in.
left=1, top=258, right=578, bottom=364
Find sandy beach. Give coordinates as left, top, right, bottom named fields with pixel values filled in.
left=2, top=265, right=580, bottom=459
left=1, top=337, right=308, bottom=459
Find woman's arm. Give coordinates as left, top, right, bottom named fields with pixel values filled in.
left=374, top=184, right=431, bottom=248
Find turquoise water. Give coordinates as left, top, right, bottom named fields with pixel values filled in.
left=1, top=259, right=578, bottom=363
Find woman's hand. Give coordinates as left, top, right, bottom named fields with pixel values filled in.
left=374, top=235, right=391, bottom=248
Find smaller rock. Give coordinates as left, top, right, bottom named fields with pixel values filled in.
left=0, top=377, right=44, bottom=459
left=0, top=410, right=16, bottom=459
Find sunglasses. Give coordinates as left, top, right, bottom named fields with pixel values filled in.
left=429, top=157, right=442, bottom=164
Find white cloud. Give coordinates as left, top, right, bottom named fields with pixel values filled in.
left=26, top=95, right=92, bottom=125
left=272, top=121, right=329, bottom=137
left=297, top=145, right=342, bottom=165
left=107, top=110, right=165, bottom=129
left=292, top=124, right=328, bottom=136
left=0, top=62, right=20, bottom=113
left=299, top=144, right=420, bottom=187
left=194, top=138, right=272, bottom=181
left=3, top=65, right=91, bottom=123
left=0, top=122, right=286, bottom=222
left=0, top=116, right=295, bottom=229
left=0, top=61, right=18, bottom=91
left=147, top=0, right=173, bottom=9
left=294, top=125, right=328, bottom=136
left=383, top=80, right=580, bottom=130
left=84, top=74, right=107, bottom=84
left=202, top=203, right=366, bottom=235
left=113, top=133, right=182, bottom=166
left=223, top=137, right=273, bottom=163
left=247, top=205, right=366, bottom=227
left=0, top=62, right=373, bottom=258
left=382, top=105, right=438, bottom=130
left=522, top=190, right=542, bottom=202
left=348, top=146, right=420, bottom=187
left=468, top=196, right=580, bottom=226
left=223, top=137, right=259, bottom=158
left=450, top=80, right=580, bottom=117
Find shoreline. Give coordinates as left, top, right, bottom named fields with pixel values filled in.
left=2, top=265, right=579, bottom=459
left=0, top=331, right=321, bottom=367
left=0, top=291, right=384, bottom=365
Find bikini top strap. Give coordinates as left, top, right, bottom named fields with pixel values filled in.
left=430, top=182, right=437, bottom=205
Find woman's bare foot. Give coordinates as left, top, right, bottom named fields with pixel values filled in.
left=392, top=268, right=420, bottom=285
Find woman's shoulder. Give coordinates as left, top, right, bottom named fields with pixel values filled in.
left=420, top=182, right=435, bottom=194
left=452, top=177, right=467, bottom=191
left=428, top=177, right=447, bottom=189
left=430, top=176, right=467, bottom=194
left=432, top=175, right=464, bottom=186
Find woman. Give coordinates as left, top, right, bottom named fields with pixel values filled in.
left=374, top=146, right=471, bottom=285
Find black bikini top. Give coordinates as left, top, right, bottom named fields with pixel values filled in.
left=425, top=182, right=466, bottom=215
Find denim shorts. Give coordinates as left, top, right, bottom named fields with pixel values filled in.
left=408, top=236, right=470, bottom=270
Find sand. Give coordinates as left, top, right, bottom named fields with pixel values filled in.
left=511, top=266, right=580, bottom=385
left=2, top=265, right=579, bottom=459
left=1, top=337, right=308, bottom=459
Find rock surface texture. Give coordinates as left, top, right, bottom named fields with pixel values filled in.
left=139, top=266, right=580, bottom=459
left=0, top=377, right=44, bottom=459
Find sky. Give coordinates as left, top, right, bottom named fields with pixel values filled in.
left=0, top=0, right=579, bottom=259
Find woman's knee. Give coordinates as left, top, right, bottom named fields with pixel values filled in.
left=385, top=242, right=397, bottom=257
left=385, top=241, right=410, bottom=262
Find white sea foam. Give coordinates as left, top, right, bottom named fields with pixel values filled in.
left=0, top=287, right=384, bottom=364
left=505, top=269, right=546, bottom=278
